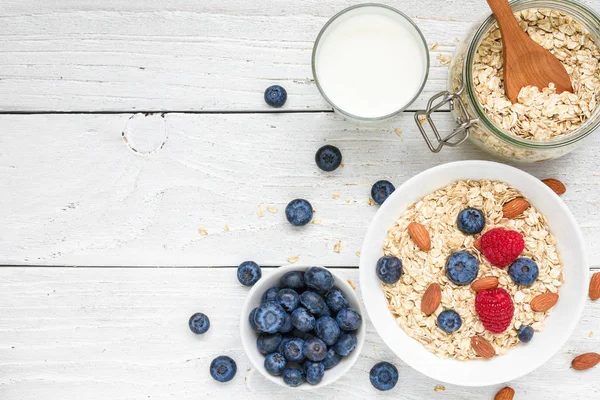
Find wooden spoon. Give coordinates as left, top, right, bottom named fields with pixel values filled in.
left=486, top=0, right=573, bottom=103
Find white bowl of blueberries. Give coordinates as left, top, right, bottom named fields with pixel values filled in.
left=240, top=265, right=366, bottom=389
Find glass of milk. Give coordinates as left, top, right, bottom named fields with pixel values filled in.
left=312, top=4, right=430, bottom=121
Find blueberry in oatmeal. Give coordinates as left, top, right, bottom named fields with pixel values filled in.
left=445, top=251, right=479, bottom=285
left=437, top=310, right=462, bottom=334
left=456, top=207, right=486, bottom=234
left=517, top=325, right=534, bottom=343
left=509, top=257, right=539, bottom=286
left=376, top=255, right=403, bottom=284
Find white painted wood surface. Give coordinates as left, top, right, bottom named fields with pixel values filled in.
left=1, top=112, right=599, bottom=267
left=0, top=0, right=594, bottom=112
left=2, top=0, right=600, bottom=399
left=0, top=267, right=598, bottom=400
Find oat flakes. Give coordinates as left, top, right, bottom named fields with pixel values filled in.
left=381, top=180, right=563, bottom=360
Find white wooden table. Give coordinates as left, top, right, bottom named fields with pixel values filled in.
left=1, top=1, right=599, bottom=398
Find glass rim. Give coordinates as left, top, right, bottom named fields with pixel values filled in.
left=463, top=0, right=600, bottom=149
left=311, top=3, right=431, bottom=121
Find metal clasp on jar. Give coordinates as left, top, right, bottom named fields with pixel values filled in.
left=414, top=88, right=479, bottom=153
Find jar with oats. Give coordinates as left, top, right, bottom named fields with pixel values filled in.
left=415, top=0, right=600, bottom=162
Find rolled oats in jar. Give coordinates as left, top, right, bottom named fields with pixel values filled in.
left=416, top=0, right=600, bottom=162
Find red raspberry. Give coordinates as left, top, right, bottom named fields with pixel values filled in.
left=475, top=288, right=514, bottom=334
left=480, top=228, right=524, bottom=268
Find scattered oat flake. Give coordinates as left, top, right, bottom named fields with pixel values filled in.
left=197, top=228, right=208, bottom=235
left=436, top=54, right=451, bottom=65
left=257, top=205, right=265, bottom=217
left=589, top=331, right=594, bottom=337
left=347, top=279, right=356, bottom=290
left=312, top=218, right=323, bottom=225
left=267, top=207, right=278, bottom=214
left=340, top=163, right=345, bottom=168
left=356, top=251, right=361, bottom=257
left=287, top=256, right=299, bottom=264
left=418, top=114, right=428, bottom=125
left=345, top=199, right=351, bottom=204
left=434, top=385, right=446, bottom=392
left=332, top=192, right=341, bottom=199
left=368, top=198, right=376, bottom=206
left=333, top=240, right=343, bottom=253
left=429, top=42, right=439, bottom=50
left=224, top=225, right=230, bottom=232
left=395, top=128, right=403, bottom=136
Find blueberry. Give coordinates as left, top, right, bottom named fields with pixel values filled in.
left=209, top=356, right=237, bottom=383
left=376, top=255, right=403, bottom=285
left=188, top=312, right=210, bottom=334
left=261, top=286, right=281, bottom=304
left=254, top=302, right=286, bottom=333
left=324, top=322, right=341, bottom=342
left=278, top=336, right=294, bottom=354
left=336, top=308, right=362, bottom=331
left=326, top=289, right=350, bottom=313
left=257, top=333, right=282, bottom=355
left=315, top=145, right=342, bottom=172
left=264, top=85, right=287, bottom=108
left=445, top=251, right=479, bottom=285
left=322, top=347, right=341, bottom=369
left=304, top=267, right=335, bottom=292
left=237, top=261, right=261, bottom=286
left=264, top=352, right=287, bottom=376
left=279, top=313, right=293, bottom=333
left=282, top=367, right=305, bottom=387
left=300, top=291, right=326, bottom=315
left=457, top=208, right=486, bottom=234
left=509, top=258, right=539, bottom=286
left=285, top=199, right=313, bottom=226
left=283, top=338, right=305, bottom=363
left=371, top=180, right=395, bottom=205
left=334, top=332, right=357, bottom=356
left=517, top=325, right=534, bottom=343
left=304, top=362, right=325, bottom=385
left=303, top=336, right=327, bottom=362
left=318, top=304, right=332, bottom=317
left=249, top=308, right=261, bottom=333
left=278, top=288, right=300, bottom=312
left=291, top=307, right=316, bottom=332
left=369, top=362, right=398, bottom=391
left=280, top=271, right=306, bottom=290
left=437, top=310, right=462, bottom=334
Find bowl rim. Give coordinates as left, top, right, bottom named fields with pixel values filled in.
left=359, top=160, right=588, bottom=386
left=240, top=264, right=366, bottom=389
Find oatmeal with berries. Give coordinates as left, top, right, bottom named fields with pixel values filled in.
left=379, top=180, right=563, bottom=360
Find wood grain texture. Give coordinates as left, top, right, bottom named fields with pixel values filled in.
left=0, top=267, right=598, bottom=400
left=1, top=113, right=599, bottom=267
left=6, top=0, right=598, bottom=111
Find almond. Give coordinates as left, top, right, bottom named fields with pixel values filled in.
left=542, top=178, right=566, bottom=195
left=530, top=292, right=559, bottom=312
left=589, top=272, right=600, bottom=301
left=408, top=222, right=431, bottom=251
left=495, top=387, right=515, bottom=400
left=502, top=198, right=530, bottom=218
left=473, top=237, right=482, bottom=251
left=421, top=283, right=441, bottom=315
left=471, top=336, right=496, bottom=359
left=471, top=276, right=499, bottom=292
left=571, top=352, right=600, bottom=371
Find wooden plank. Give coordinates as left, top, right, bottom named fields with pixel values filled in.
left=1, top=113, right=599, bottom=267
left=8, top=0, right=600, bottom=111
left=0, top=267, right=597, bottom=399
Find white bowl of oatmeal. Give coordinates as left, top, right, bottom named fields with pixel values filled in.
left=359, top=160, right=588, bottom=386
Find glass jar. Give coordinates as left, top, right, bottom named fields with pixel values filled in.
left=416, top=0, right=600, bottom=162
